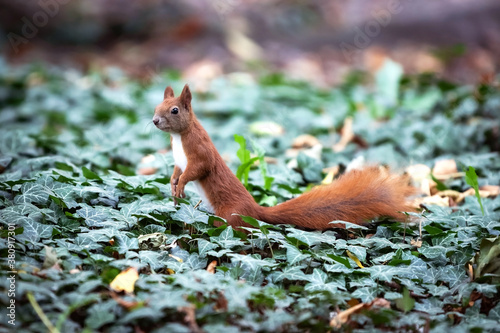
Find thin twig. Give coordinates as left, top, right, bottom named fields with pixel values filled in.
left=193, top=200, right=202, bottom=209
left=27, top=292, right=60, bottom=333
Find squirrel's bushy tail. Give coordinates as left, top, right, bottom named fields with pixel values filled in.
left=258, top=167, right=415, bottom=230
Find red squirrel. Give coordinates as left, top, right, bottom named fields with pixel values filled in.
left=153, top=84, right=415, bottom=230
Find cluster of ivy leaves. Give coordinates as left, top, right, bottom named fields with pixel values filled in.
left=0, top=58, right=499, bottom=332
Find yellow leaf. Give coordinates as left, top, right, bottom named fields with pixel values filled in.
left=169, top=254, right=183, bottom=262
left=321, top=166, right=339, bottom=185
left=346, top=250, right=364, bottom=268
left=110, top=267, right=139, bottom=293
left=166, top=268, right=175, bottom=275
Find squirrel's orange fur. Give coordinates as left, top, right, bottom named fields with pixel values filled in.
left=153, top=85, right=415, bottom=230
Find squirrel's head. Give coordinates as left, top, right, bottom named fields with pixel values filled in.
left=153, top=84, right=193, bottom=133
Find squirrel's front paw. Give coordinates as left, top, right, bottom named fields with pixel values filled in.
left=175, top=186, right=186, bottom=199
left=171, top=179, right=180, bottom=205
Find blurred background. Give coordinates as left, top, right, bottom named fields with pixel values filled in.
left=1, top=0, right=500, bottom=86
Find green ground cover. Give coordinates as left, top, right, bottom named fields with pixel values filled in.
left=0, top=59, right=499, bottom=332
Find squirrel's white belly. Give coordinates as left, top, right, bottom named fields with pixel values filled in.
left=171, top=133, right=188, bottom=172
left=170, top=133, right=215, bottom=213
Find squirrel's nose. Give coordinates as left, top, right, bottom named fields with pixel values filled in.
left=152, top=116, right=160, bottom=126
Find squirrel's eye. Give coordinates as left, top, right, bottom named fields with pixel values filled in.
left=171, top=107, right=179, bottom=114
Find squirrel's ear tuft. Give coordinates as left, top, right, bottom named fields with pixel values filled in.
left=180, top=84, right=192, bottom=109
left=164, top=86, right=175, bottom=99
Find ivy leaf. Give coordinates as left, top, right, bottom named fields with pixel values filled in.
left=113, top=233, right=139, bottom=254
left=474, top=237, right=500, bottom=280
left=270, top=267, right=310, bottom=283
left=82, top=166, right=102, bottom=181
left=197, top=238, right=218, bottom=257
left=85, top=301, right=116, bottom=329
left=287, top=229, right=336, bottom=247
left=211, top=227, right=244, bottom=249
left=327, top=254, right=352, bottom=269
left=76, top=204, right=109, bottom=227
left=395, top=288, right=415, bottom=313
left=228, top=253, right=277, bottom=271
left=283, top=243, right=310, bottom=265
left=14, top=182, right=52, bottom=205
left=172, top=204, right=209, bottom=224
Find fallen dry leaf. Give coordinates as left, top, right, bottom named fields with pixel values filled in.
left=406, top=164, right=433, bottom=195
left=433, top=159, right=457, bottom=175
left=412, top=184, right=499, bottom=209
left=214, top=291, right=228, bottom=312
left=330, top=298, right=390, bottom=328
left=467, top=263, right=474, bottom=282
left=410, top=239, right=423, bottom=248
left=435, top=190, right=462, bottom=200
left=110, top=267, right=139, bottom=294
left=411, top=194, right=450, bottom=208
left=330, top=302, right=364, bottom=329
left=406, top=164, right=431, bottom=182
left=432, top=159, right=464, bottom=180
left=479, top=185, right=500, bottom=197
left=292, top=134, right=320, bottom=149
left=110, top=291, right=141, bottom=310
left=178, top=304, right=201, bottom=333
left=137, top=167, right=158, bottom=175
left=206, top=260, right=217, bottom=274
left=333, top=117, right=354, bottom=152
left=371, top=298, right=391, bottom=308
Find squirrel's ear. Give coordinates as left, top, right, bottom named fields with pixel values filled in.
left=180, top=84, right=192, bottom=109
left=164, top=86, right=175, bottom=99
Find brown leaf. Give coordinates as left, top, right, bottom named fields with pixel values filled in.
left=330, top=298, right=390, bottom=328
left=467, top=263, right=474, bottom=282
left=411, top=195, right=450, bottom=208
left=110, top=291, right=141, bottom=310
left=178, top=305, right=201, bottom=333
left=292, top=134, right=320, bottom=149
left=330, top=302, right=365, bottom=328
left=214, top=291, right=228, bottom=312
left=461, top=187, right=499, bottom=202
left=333, top=117, right=354, bottom=152
left=433, top=159, right=457, bottom=175
left=433, top=159, right=464, bottom=180
left=206, top=260, right=217, bottom=274
left=479, top=185, right=500, bottom=197
left=137, top=167, right=158, bottom=175
left=411, top=239, right=423, bottom=248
